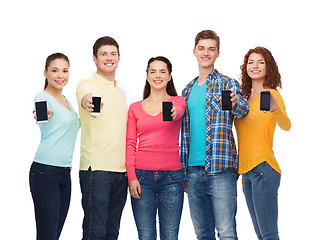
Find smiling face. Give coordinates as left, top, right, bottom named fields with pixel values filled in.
left=193, top=39, right=220, bottom=71
left=44, top=58, right=69, bottom=91
left=146, top=60, right=171, bottom=91
left=246, top=53, right=267, bottom=82
left=93, top=45, right=120, bottom=77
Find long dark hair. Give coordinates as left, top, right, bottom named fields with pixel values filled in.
left=44, top=53, right=70, bottom=89
left=143, top=56, right=177, bottom=99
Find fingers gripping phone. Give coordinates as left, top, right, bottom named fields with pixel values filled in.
left=91, top=94, right=101, bottom=116
left=162, top=101, right=173, bottom=121
left=260, top=92, right=270, bottom=111
left=221, top=90, right=232, bottom=111
left=35, top=100, right=48, bottom=123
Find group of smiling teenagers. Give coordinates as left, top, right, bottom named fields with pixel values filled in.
left=29, top=30, right=291, bottom=240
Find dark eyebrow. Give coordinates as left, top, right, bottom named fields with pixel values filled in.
left=198, top=45, right=216, bottom=50
left=149, top=68, right=167, bottom=72
left=99, top=51, right=117, bottom=54
left=248, top=58, right=265, bottom=61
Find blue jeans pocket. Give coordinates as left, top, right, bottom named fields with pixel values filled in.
left=135, top=169, right=145, bottom=182
left=31, top=162, right=58, bottom=176
left=168, top=170, right=184, bottom=183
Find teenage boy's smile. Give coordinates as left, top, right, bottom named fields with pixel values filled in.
left=104, top=62, right=114, bottom=67
left=193, top=39, right=220, bottom=69
left=93, top=45, right=120, bottom=78
left=201, top=56, right=211, bottom=61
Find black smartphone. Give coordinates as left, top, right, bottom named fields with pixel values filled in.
left=260, top=91, right=270, bottom=111
left=35, top=100, right=48, bottom=123
left=91, top=94, right=101, bottom=116
left=221, top=90, right=232, bottom=111
left=162, top=101, right=173, bottom=121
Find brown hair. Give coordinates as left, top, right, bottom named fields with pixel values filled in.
left=44, top=53, right=70, bottom=89
left=194, top=30, right=220, bottom=50
left=240, top=46, right=282, bottom=99
left=93, top=36, right=120, bottom=57
left=143, top=56, right=177, bottom=99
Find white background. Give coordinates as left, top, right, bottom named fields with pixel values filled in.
left=1, top=0, right=320, bottom=239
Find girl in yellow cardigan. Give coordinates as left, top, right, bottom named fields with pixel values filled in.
left=235, top=47, right=291, bottom=240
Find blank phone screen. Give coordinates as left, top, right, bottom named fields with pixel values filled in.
left=222, top=90, right=232, bottom=111
left=92, top=96, right=101, bottom=113
left=35, top=101, right=48, bottom=121
left=162, top=101, right=173, bottom=121
left=260, top=92, right=270, bottom=111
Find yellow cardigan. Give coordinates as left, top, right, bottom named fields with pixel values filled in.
left=234, top=89, right=291, bottom=174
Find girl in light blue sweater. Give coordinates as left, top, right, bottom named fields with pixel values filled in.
left=30, top=53, right=80, bottom=240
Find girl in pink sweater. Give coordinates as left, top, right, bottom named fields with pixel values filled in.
left=126, top=56, right=185, bottom=240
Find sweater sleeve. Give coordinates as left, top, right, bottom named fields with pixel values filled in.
left=271, top=90, right=291, bottom=131
left=126, top=104, right=138, bottom=182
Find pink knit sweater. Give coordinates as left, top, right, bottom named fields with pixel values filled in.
left=126, top=96, right=186, bottom=182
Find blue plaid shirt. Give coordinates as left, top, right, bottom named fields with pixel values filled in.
left=180, top=69, right=249, bottom=179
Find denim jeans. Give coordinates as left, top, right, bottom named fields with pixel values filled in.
left=242, top=162, right=281, bottom=240
left=29, top=162, right=71, bottom=240
left=131, top=169, right=184, bottom=240
left=187, top=166, right=238, bottom=240
left=79, top=167, right=128, bottom=240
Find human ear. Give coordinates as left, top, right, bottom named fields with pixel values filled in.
left=93, top=55, right=98, bottom=65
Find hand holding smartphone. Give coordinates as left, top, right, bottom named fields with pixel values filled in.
left=221, top=90, right=232, bottom=111
left=260, top=91, right=270, bottom=111
left=162, top=101, right=173, bottom=121
left=91, top=94, right=102, bottom=116
left=35, top=100, right=48, bottom=123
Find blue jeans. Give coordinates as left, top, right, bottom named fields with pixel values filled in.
left=187, top=166, right=238, bottom=240
left=131, top=169, right=184, bottom=240
left=79, top=167, right=128, bottom=240
left=242, top=162, right=281, bottom=240
left=29, top=162, right=71, bottom=240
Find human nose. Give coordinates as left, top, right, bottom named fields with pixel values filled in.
left=106, top=54, right=113, bottom=60
left=253, top=62, right=259, bottom=68
left=58, top=70, right=63, bottom=78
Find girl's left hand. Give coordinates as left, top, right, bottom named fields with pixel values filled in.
left=262, top=90, right=279, bottom=112
left=33, top=107, right=53, bottom=122
left=171, top=103, right=177, bottom=120
left=269, top=91, right=279, bottom=112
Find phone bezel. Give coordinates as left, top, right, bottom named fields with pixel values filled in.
left=91, top=94, right=102, bottom=116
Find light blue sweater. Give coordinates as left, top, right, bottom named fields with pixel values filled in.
left=34, top=91, right=80, bottom=167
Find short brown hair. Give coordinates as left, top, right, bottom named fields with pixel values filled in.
left=194, top=30, right=220, bottom=50
left=93, top=36, right=120, bottom=57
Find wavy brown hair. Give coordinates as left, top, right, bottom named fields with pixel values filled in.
left=240, top=46, right=281, bottom=99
